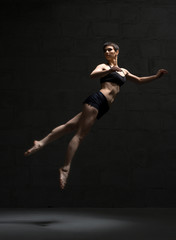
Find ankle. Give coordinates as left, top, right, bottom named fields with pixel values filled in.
left=61, top=166, right=70, bottom=172
left=38, top=141, right=44, bottom=147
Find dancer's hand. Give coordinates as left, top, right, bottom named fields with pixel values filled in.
left=110, top=66, right=122, bottom=72
left=156, top=69, right=168, bottom=78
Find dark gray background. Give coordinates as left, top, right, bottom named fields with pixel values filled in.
left=0, top=0, right=176, bottom=207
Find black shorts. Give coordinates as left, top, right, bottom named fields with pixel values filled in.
left=83, top=91, right=109, bottom=119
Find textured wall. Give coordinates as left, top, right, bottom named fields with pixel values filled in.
left=0, top=0, right=176, bottom=207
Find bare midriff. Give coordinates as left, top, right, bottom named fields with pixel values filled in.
left=100, top=82, right=120, bottom=106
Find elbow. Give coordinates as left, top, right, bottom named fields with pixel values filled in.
left=137, top=77, right=143, bottom=84
left=133, top=78, right=142, bottom=84
left=90, top=73, right=95, bottom=79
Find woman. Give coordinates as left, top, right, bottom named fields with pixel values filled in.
left=24, top=41, right=168, bottom=189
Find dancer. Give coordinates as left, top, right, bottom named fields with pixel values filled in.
left=24, top=41, right=168, bottom=189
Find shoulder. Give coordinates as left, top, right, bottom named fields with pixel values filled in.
left=121, top=68, right=140, bottom=82
left=96, top=63, right=109, bottom=70
left=121, top=68, right=130, bottom=75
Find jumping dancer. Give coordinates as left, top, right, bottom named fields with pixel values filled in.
left=24, top=42, right=168, bottom=189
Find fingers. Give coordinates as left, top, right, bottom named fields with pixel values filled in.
left=115, top=67, right=122, bottom=71
left=160, top=69, right=168, bottom=74
left=157, top=69, right=168, bottom=77
left=111, top=66, right=122, bottom=72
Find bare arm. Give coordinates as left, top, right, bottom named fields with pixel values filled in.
left=90, top=64, right=122, bottom=79
left=124, top=69, right=168, bottom=84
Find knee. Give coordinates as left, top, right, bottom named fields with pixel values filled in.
left=76, top=131, right=88, bottom=143
left=77, top=134, right=84, bottom=142
left=73, top=135, right=84, bottom=145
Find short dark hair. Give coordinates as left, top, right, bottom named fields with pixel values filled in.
left=103, top=42, right=120, bottom=52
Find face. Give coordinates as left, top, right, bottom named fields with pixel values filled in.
left=103, top=45, right=119, bottom=60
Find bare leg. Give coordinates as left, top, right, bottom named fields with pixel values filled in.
left=59, top=104, right=98, bottom=189
left=24, top=112, right=82, bottom=157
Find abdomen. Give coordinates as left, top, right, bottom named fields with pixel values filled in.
left=100, top=82, right=120, bottom=105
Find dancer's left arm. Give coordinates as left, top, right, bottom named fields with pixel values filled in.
left=123, top=68, right=168, bottom=84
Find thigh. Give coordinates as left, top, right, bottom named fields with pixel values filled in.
left=77, top=104, right=98, bottom=137
left=66, top=112, right=82, bottom=126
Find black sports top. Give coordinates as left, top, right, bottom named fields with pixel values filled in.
left=100, top=65, right=126, bottom=87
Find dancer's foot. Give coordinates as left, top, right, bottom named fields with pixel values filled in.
left=24, top=140, right=42, bottom=157
left=59, top=168, right=69, bottom=190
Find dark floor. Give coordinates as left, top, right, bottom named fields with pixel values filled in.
left=0, top=208, right=175, bottom=240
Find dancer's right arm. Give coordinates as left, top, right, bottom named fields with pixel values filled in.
left=90, top=64, right=122, bottom=79
left=89, top=64, right=109, bottom=79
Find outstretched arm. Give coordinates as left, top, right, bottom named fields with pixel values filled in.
left=124, top=69, right=168, bottom=84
